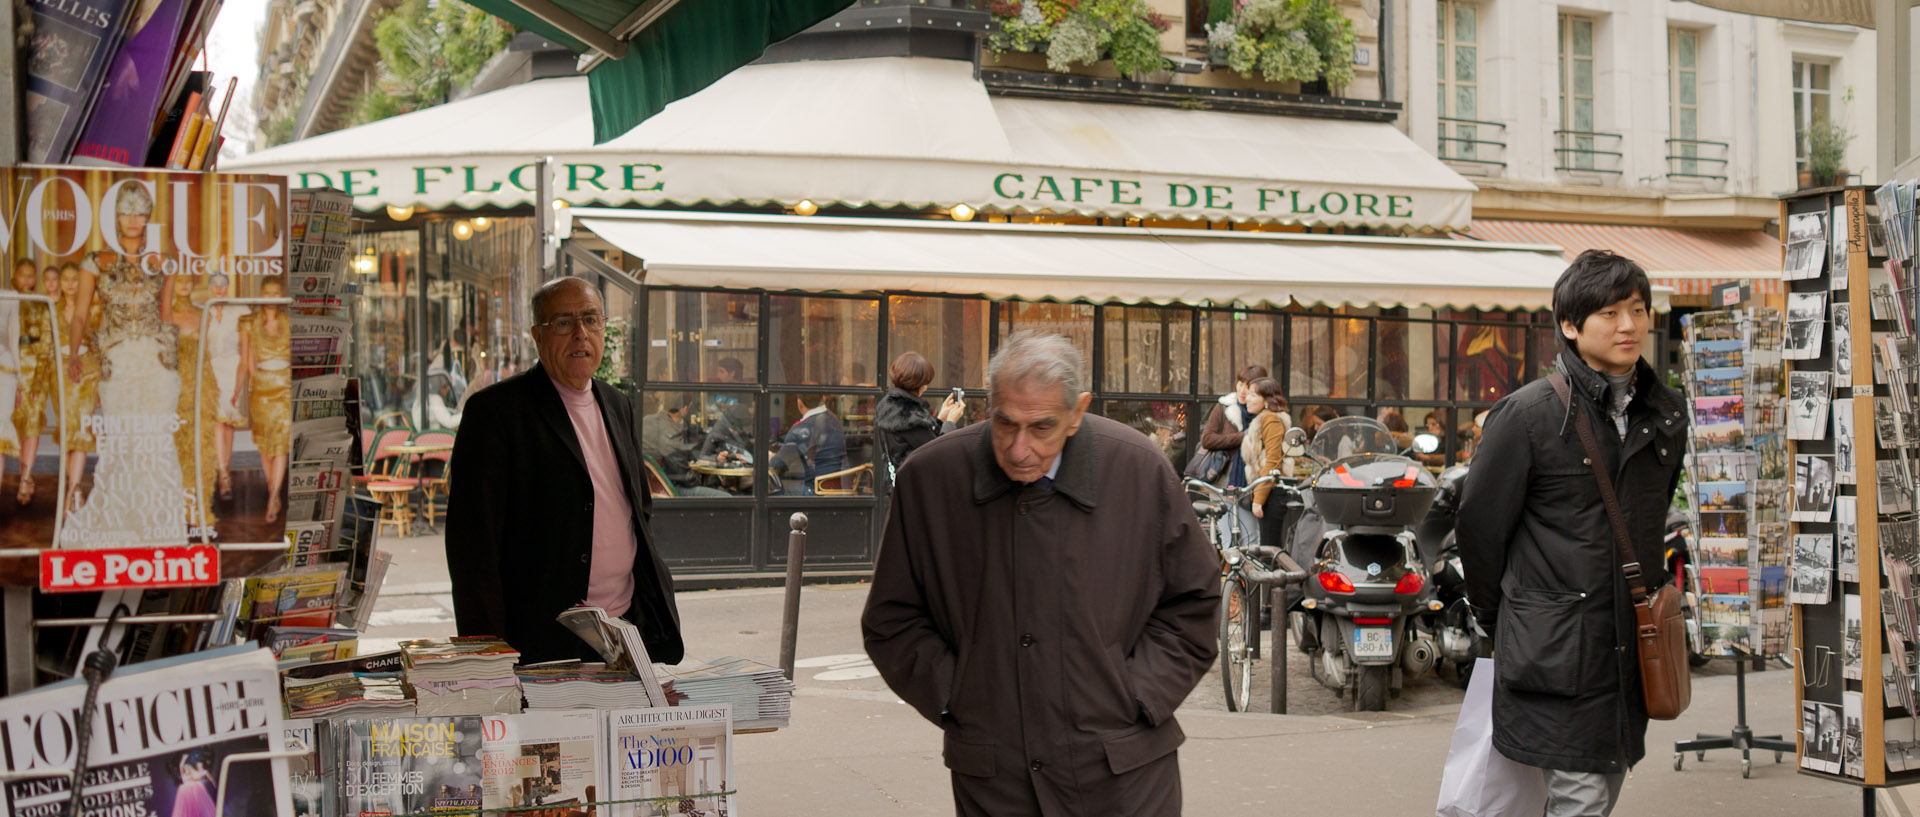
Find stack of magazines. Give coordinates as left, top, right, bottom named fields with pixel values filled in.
left=516, top=660, right=670, bottom=709
left=661, top=656, right=798, bottom=731
left=282, top=651, right=415, bottom=719
left=401, top=636, right=525, bottom=716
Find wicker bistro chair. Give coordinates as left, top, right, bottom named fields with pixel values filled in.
left=353, top=428, right=415, bottom=487
left=407, top=429, right=456, bottom=528
left=813, top=462, right=874, bottom=496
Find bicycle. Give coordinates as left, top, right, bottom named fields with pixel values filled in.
left=1184, top=473, right=1308, bottom=712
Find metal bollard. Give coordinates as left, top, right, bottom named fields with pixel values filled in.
left=1269, top=586, right=1288, bottom=714
left=778, top=512, right=808, bottom=681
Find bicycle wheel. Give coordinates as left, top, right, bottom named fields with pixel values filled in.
left=1220, top=573, right=1254, bottom=712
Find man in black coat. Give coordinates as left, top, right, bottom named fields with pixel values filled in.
left=1457, top=250, right=1687, bottom=816
left=445, top=277, right=684, bottom=666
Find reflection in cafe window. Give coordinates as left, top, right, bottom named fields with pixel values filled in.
left=1290, top=316, right=1368, bottom=400
left=889, top=295, right=988, bottom=390
left=1102, top=305, right=1193, bottom=395
left=1100, top=400, right=1189, bottom=465
left=639, top=390, right=752, bottom=498
left=769, top=296, right=878, bottom=387
left=646, top=290, right=759, bottom=383
left=1456, top=323, right=1526, bottom=403
left=1375, top=321, right=1451, bottom=402
left=771, top=392, right=876, bottom=496
left=1528, top=326, right=1562, bottom=382
left=999, top=301, right=1093, bottom=364
left=1200, top=311, right=1279, bottom=395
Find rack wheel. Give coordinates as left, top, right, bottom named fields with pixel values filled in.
left=1774, top=752, right=1783, bottom=763
left=1741, top=759, right=1752, bottom=778
left=1673, top=753, right=1684, bottom=771
left=1696, top=751, right=1705, bottom=761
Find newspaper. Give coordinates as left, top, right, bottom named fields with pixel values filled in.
left=0, top=645, right=292, bottom=817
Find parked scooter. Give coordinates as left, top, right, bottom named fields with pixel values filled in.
left=1414, top=463, right=1478, bottom=688
left=1286, top=417, right=1442, bottom=711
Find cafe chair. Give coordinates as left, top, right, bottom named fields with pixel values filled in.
left=408, top=429, right=456, bottom=527
left=368, top=480, right=416, bottom=538
left=813, top=462, right=873, bottom=496
left=642, top=456, right=678, bottom=498
left=372, top=410, right=412, bottom=437
left=354, top=428, right=416, bottom=487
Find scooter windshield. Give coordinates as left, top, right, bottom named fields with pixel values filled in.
left=1306, top=417, right=1401, bottom=464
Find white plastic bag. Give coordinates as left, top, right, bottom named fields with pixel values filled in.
left=1436, top=658, right=1548, bottom=817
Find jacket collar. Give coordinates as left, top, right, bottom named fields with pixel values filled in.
left=969, top=422, right=1100, bottom=509
left=1555, top=347, right=1686, bottom=421
left=1218, top=392, right=1247, bottom=430
left=528, top=361, right=588, bottom=471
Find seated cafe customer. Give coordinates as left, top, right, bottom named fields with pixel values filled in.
left=771, top=393, right=848, bottom=495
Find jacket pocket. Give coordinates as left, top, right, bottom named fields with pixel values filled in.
left=943, top=732, right=997, bottom=778
left=1104, top=718, right=1186, bottom=775
left=1495, top=587, right=1588, bottom=696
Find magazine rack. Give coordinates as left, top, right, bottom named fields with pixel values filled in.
left=1778, top=183, right=1920, bottom=803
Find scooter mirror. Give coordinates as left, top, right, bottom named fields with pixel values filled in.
left=1282, top=427, right=1310, bottom=458
left=1412, top=433, right=1441, bottom=454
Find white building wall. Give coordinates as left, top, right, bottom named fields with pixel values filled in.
left=1400, top=0, right=1878, bottom=201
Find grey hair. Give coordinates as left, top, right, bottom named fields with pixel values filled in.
left=988, top=330, right=1087, bottom=409
left=530, top=276, right=598, bottom=323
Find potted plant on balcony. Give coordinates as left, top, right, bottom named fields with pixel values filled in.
left=1803, top=117, right=1853, bottom=189
left=985, top=0, right=1173, bottom=80
left=1205, top=0, right=1356, bottom=92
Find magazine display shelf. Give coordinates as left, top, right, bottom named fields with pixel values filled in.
left=1782, top=183, right=1920, bottom=802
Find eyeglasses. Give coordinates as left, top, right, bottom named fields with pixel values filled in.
left=538, top=313, right=605, bottom=335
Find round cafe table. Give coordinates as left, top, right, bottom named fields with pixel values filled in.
left=387, top=442, right=455, bottom=531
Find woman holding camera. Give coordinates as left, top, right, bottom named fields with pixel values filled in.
left=875, top=351, right=965, bottom=478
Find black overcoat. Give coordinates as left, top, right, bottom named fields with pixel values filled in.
left=1457, top=349, right=1687, bottom=773
left=445, top=363, right=685, bottom=666
left=862, top=414, right=1220, bottom=817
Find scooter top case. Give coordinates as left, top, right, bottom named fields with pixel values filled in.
left=1311, top=454, right=1440, bottom=529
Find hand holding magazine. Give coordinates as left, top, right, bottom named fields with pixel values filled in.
left=556, top=606, right=669, bottom=707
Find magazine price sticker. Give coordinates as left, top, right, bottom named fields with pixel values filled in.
left=39, top=545, right=220, bottom=592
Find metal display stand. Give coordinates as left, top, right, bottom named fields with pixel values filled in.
left=1676, top=657, right=1795, bottom=776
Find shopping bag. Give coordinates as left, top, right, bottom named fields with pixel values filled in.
left=1436, top=658, right=1547, bottom=817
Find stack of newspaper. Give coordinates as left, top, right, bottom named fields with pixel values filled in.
left=516, top=660, right=665, bottom=709
left=282, top=650, right=415, bottom=719
left=661, top=656, right=797, bottom=731
left=556, top=605, right=669, bottom=706
left=401, top=636, right=525, bottom=716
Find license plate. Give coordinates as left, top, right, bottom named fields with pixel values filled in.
left=1352, top=627, right=1393, bottom=658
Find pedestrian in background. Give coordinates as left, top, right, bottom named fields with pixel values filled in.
left=1457, top=250, right=1687, bottom=816
left=874, top=350, right=965, bottom=478
left=1243, top=376, right=1293, bottom=549
left=862, top=331, right=1219, bottom=816
left=446, top=276, right=684, bottom=666
left=1200, top=365, right=1267, bottom=488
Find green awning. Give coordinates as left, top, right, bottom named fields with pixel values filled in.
left=460, top=0, right=857, bottom=143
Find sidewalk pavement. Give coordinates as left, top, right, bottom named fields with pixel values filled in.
left=370, top=533, right=1891, bottom=815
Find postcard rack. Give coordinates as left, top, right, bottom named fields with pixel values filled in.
left=1781, top=183, right=1919, bottom=795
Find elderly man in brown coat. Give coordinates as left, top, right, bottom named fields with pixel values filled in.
left=862, top=331, right=1220, bottom=816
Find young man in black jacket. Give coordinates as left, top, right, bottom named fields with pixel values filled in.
left=1457, top=250, right=1688, bottom=816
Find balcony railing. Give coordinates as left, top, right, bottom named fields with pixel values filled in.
left=1554, top=130, right=1624, bottom=180
left=1437, top=117, right=1507, bottom=175
left=1666, top=138, right=1730, bottom=183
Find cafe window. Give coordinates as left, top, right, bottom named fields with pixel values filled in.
left=1200, top=310, right=1282, bottom=395
left=999, top=301, right=1094, bottom=364
left=1393, top=404, right=1465, bottom=466
left=1101, top=399, right=1190, bottom=466
left=770, top=391, right=877, bottom=496
left=1455, top=323, right=1526, bottom=403
left=888, top=295, right=989, bottom=390
left=1102, top=305, right=1194, bottom=395
left=647, top=290, right=760, bottom=384
left=1529, top=325, right=1564, bottom=382
left=349, top=229, right=421, bottom=425
left=1289, top=315, right=1370, bottom=401
left=1375, top=320, right=1452, bottom=402
left=642, top=390, right=760, bottom=499
left=768, top=295, right=878, bottom=387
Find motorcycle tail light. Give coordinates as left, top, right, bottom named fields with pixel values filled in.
left=1317, top=572, right=1356, bottom=594
left=1334, top=464, right=1365, bottom=488
left=1353, top=617, right=1393, bottom=625
left=1392, top=465, right=1421, bottom=488
left=1394, top=573, right=1426, bottom=594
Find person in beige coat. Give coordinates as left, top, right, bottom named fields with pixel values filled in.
left=1242, top=377, right=1294, bottom=548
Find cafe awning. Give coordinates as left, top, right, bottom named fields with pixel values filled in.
left=1464, top=219, right=1782, bottom=295
left=226, top=57, right=1476, bottom=231
left=460, top=0, right=859, bottom=142
left=566, top=208, right=1592, bottom=311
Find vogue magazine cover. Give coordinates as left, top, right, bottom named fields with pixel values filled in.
left=0, top=167, right=290, bottom=548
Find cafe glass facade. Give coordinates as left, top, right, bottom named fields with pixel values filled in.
left=624, top=277, right=1585, bottom=576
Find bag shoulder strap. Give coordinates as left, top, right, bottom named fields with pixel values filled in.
left=1548, top=372, right=1650, bottom=605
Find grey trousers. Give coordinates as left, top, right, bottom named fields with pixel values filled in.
left=1542, top=769, right=1626, bottom=817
